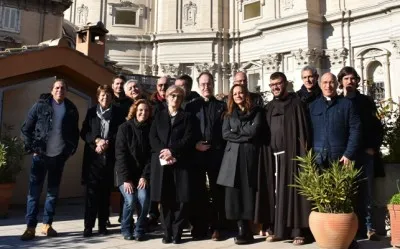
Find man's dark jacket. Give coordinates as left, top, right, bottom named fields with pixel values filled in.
left=296, top=84, right=322, bottom=105
left=21, top=93, right=79, bottom=157
left=308, top=95, right=361, bottom=163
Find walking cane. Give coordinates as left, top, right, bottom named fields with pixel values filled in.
left=273, top=151, right=285, bottom=209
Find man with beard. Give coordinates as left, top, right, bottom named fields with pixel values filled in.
left=233, top=71, right=264, bottom=107
left=186, top=72, right=226, bottom=241
left=175, top=74, right=200, bottom=109
left=338, top=67, right=384, bottom=241
left=255, top=72, right=311, bottom=246
left=296, top=66, right=322, bottom=104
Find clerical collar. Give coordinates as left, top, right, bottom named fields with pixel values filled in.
left=325, top=97, right=331, bottom=101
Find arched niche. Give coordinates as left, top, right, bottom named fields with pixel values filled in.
left=356, top=47, right=391, bottom=100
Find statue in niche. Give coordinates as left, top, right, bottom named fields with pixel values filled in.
left=77, top=4, right=89, bottom=25
left=283, top=0, right=294, bottom=10
left=183, top=1, right=197, bottom=26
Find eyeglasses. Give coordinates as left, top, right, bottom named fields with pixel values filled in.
left=169, top=94, right=183, bottom=99
left=269, top=82, right=283, bottom=88
left=157, top=84, right=167, bottom=88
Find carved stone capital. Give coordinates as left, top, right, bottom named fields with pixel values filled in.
left=326, top=48, right=348, bottom=67
left=140, top=64, right=152, bottom=75
left=291, top=48, right=322, bottom=68
left=260, top=53, right=281, bottom=73
left=160, top=63, right=181, bottom=77
left=195, top=62, right=217, bottom=73
left=151, top=64, right=159, bottom=75
left=391, top=39, right=400, bottom=58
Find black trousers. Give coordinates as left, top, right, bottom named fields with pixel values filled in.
left=84, top=184, right=111, bottom=229
left=160, top=201, right=188, bottom=238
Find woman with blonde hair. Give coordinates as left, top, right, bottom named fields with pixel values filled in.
left=149, top=85, right=195, bottom=244
left=115, top=99, right=153, bottom=241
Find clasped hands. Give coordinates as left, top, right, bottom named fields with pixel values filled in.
left=95, top=138, right=109, bottom=154
left=159, top=148, right=176, bottom=165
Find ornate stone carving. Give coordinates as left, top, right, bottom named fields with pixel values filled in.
left=160, top=63, right=181, bottom=77
left=183, top=1, right=197, bottom=26
left=391, top=40, right=400, bottom=58
left=283, top=0, right=294, bottom=10
left=260, top=53, right=281, bottom=73
left=195, top=62, right=217, bottom=73
left=326, top=48, right=348, bottom=67
left=77, top=4, right=89, bottom=25
left=291, top=48, right=322, bottom=68
left=141, top=64, right=152, bottom=75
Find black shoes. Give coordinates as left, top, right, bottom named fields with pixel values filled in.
left=123, top=235, right=135, bottom=240
left=234, top=220, right=254, bottom=245
left=173, top=235, right=182, bottom=244
left=135, top=234, right=146, bottom=241
left=83, top=228, right=93, bottom=237
left=162, top=236, right=172, bottom=244
left=98, top=227, right=108, bottom=236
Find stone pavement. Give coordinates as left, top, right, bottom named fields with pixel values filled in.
left=0, top=198, right=393, bottom=249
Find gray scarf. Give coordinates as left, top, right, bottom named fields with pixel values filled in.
left=96, top=104, right=112, bottom=139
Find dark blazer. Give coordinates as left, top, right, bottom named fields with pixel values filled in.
left=115, top=119, right=151, bottom=187
left=309, top=95, right=361, bottom=163
left=149, top=109, right=195, bottom=202
left=217, top=107, right=264, bottom=188
left=21, top=93, right=79, bottom=157
left=80, top=105, right=125, bottom=186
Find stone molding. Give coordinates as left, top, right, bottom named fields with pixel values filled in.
left=260, top=53, right=281, bottom=73
left=2, top=0, right=72, bottom=15
left=160, top=63, right=181, bottom=77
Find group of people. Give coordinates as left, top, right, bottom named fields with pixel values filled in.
left=19, top=65, right=383, bottom=249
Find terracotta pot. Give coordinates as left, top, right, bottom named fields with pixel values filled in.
left=388, top=204, right=400, bottom=247
left=110, top=191, right=121, bottom=213
left=309, top=211, right=358, bottom=249
left=0, top=183, right=15, bottom=218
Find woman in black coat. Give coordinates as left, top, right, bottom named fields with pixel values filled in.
left=115, top=99, right=152, bottom=241
left=149, top=85, right=195, bottom=244
left=217, top=84, right=264, bottom=245
left=80, top=85, right=124, bottom=237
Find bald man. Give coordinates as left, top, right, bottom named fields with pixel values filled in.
left=308, top=72, right=361, bottom=168
left=233, top=72, right=264, bottom=107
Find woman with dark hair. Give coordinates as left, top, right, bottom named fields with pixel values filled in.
left=81, top=85, right=125, bottom=237
left=150, top=85, right=195, bottom=244
left=115, top=99, right=153, bottom=241
left=217, top=84, right=264, bottom=245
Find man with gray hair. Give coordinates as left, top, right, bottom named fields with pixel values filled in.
left=296, top=66, right=321, bottom=104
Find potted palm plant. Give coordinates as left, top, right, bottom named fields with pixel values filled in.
left=291, top=150, right=363, bottom=249
left=388, top=182, right=400, bottom=247
left=0, top=126, right=25, bottom=218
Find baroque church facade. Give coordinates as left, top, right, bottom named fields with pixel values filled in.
left=64, top=0, right=400, bottom=100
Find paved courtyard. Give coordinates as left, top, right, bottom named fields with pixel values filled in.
left=0, top=198, right=393, bottom=249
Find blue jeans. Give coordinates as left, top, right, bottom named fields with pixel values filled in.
left=119, top=185, right=150, bottom=237
left=26, top=154, right=66, bottom=228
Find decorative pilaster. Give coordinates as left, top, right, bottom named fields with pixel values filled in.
left=151, top=64, right=159, bottom=76
left=291, top=48, right=322, bottom=68
left=326, top=48, right=349, bottom=67
left=260, top=53, right=281, bottom=73
left=391, top=39, right=400, bottom=58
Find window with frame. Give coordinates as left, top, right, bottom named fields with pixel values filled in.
left=114, top=10, right=137, bottom=26
left=244, top=1, right=261, bottom=20
left=0, top=7, right=20, bottom=32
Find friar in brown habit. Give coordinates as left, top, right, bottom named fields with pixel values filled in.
left=255, top=72, right=312, bottom=246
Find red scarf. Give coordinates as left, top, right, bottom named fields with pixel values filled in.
left=156, top=93, right=165, bottom=102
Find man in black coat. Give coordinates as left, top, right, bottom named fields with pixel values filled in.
left=296, top=65, right=322, bottom=104
left=256, top=72, right=311, bottom=246
left=20, top=79, right=79, bottom=241
left=185, top=72, right=226, bottom=241
left=338, top=66, right=384, bottom=241
left=233, top=71, right=264, bottom=107
left=175, top=74, right=200, bottom=109
left=112, top=75, right=132, bottom=117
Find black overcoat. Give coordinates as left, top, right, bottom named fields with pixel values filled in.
left=149, top=109, right=195, bottom=202
left=80, top=105, right=125, bottom=186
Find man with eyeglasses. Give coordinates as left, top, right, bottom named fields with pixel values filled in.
left=233, top=71, right=264, bottom=107
left=186, top=72, right=226, bottom=241
left=255, top=72, right=312, bottom=246
left=150, top=76, right=169, bottom=115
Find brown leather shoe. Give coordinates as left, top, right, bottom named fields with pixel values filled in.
left=20, top=227, right=36, bottom=241
left=41, top=224, right=58, bottom=237
left=211, top=230, right=221, bottom=241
